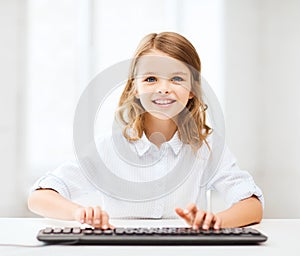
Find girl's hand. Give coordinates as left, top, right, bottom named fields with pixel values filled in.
left=73, top=206, right=114, bottom=229
left=175, top=203, right=222, bottom=230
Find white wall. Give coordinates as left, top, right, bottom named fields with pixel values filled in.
left=0, top=0, right=27, bottom=216
left=224, top=0, right=300, bottom=218
left=259, top=0, right=300, bottom=218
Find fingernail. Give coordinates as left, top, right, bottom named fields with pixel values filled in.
left=80, top=219, right=84, bottom=224
left=88, top=220, right=92, bottom=224
left=102, top=224, right=108, bottom=229
left=203, top=224, right=208, bottom=229
left=183, top=209, right=189, bottom=215
left=192, top=225, right=198, bottom=230
left=95, top=219, right=100, bottom=224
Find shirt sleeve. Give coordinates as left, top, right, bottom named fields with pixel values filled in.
left=206, top=146, right=264, bottom=208
left=30, top=161, right=92, bottom=200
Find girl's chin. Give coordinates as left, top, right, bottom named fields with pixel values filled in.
left=147, top=111, right=177, bottom=121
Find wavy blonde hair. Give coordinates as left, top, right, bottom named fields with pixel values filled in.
left=116, top=32, right=212, bottom=149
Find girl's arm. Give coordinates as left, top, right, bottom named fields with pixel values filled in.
left=216, top=196, right=263, bottom=228
left=28, top=189, right=113, bottom=229
left=176, top=195, right=263, bottom=229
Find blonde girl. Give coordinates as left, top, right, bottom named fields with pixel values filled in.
left=28, top=32, right=263, bottom=230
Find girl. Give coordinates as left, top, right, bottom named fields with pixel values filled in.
left=28, top=32, right=263, bottom=230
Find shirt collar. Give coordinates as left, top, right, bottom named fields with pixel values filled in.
left=167, top=132, right=184, bottom=155
left=132, top=131, right=183, bottom=157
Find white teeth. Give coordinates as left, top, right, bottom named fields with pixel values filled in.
left=153, top=99, right=175, bottom=105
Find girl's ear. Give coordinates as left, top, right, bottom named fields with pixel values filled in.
left=189, top=92, right=194, bottom=99
left=135, top=91, right=140, bottom=99
left=133, top=81, right=140, bottom=99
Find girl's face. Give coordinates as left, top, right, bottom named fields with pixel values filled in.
left=134, top=49, right=193, bottom=120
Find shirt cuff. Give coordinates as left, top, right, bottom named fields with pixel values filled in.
left=30, top=174, right=71, bottom=199
left=225, top=177, right=264, bottom=208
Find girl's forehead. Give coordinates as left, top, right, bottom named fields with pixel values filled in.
left=135, top=55, right=191, bottom=77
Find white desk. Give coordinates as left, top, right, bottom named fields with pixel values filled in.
left=0, top=218, right=298, bottom=256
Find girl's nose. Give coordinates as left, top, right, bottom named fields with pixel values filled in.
left=156, top=80, right=171, bottom=94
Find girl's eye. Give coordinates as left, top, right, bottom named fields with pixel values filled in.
left=172, top=76, right=184, bottom=82
left=145, top=76, right=157, bottom=83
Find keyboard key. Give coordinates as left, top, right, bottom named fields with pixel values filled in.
left=63, top=227, right=72, bottom=234
left=53, top=228, right=62, bottom=234
left=247, top=229, right=261, bottom=235
left=93, top=229, right=103, bottom=235
left=83, top=229, right=93, bottom=235
left=43, top=227, right=53, bottom=234
left=72, top=227, right=81, bottom=234
left=115, top=228, right=125, bottom=235
left=103, top=229, right=113, bottom=235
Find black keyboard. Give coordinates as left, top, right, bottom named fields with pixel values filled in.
left=37, top=227, right=268, bottom=245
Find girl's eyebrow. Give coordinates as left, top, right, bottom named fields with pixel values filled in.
left=140, top=71, right=188, bottom=76
left=140, top=72, right=157, bottom=76
left=171, top=72, right=188, bottom=76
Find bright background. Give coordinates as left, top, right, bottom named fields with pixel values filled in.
left=1, top=0, right=300, bottom=218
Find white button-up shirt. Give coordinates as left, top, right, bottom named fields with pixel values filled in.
left=31, top=132, right=264, bottom=219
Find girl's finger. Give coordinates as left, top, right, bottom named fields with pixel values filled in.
left=85, top=207, right=94, bottom=225
left=175, top=207, right=185, bottom=217
left=181, top=203, right=198, bottom=225
left=175, top=208, right=193, bottom=225
left=74, top=208, right=85, bottom=224
left=184, top=203, right=198, bottom=216
left=100, top=210, right=109, bottom=229
left=202, top=212, right=214, bottom=230
left=213, top=215, right=222, bottom=230
left=192, top=210, right=206, bottom=229
left=93, top=206, right=102, bottom=227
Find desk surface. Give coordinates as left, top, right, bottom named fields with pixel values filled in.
left=0, top=218, right=299, bottom=256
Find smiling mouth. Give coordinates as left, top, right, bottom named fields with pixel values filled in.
left=152, top=99, right=176, bottom=105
